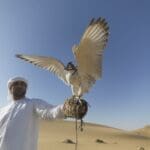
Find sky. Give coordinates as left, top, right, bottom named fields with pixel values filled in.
left=0, top=0, right=150, bottom=130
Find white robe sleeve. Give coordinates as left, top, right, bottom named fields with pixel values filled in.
left=32, top=99, right=65, bottom=120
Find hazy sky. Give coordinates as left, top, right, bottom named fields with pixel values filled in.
left=0, top=0, right=150, bottom=130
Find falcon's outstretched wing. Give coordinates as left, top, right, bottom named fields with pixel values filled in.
left=16, top=54, right=68, bottom=85
left=73, top=17, right=109, bottom=79
left=72, top=17, right=109, bottom=93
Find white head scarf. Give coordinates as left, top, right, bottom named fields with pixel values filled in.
left=7, top=77, right=28, bottom=101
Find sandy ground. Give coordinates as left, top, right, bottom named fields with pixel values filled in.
left=38, top=120, right=150, bottom=150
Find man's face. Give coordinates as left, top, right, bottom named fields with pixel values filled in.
left=10, top=81, right=27, bottom=100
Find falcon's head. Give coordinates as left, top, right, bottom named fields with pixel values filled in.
left=65, top=62, right=77, bottom=71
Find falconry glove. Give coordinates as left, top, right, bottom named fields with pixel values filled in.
left=63, top=97, right=88, bottom=119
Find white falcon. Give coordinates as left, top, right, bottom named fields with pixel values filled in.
left=16, top=17, right=109, bottom=98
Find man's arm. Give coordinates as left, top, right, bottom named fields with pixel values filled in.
left=32, top=99, right=65, bottom=120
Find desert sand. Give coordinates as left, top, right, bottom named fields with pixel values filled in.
left=38, top=120, right=150, bottom=150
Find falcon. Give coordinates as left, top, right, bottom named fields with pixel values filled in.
left=16, top=17, right=109, bottom=99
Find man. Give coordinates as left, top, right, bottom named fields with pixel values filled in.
left=0, top=77, right=65, bottom=150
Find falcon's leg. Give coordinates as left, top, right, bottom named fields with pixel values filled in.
left=71, top=85, right=79, bottom=98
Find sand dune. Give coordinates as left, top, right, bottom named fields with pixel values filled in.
left=38, top=120, right=150, bottom=150
left=133, top=125, right=150, bottom=138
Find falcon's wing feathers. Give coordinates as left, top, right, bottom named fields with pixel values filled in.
left=16, top=54, right=68, bottom=85
left=73, top=18, right=109, bottom=81
left=80, top=74, right=96, bottom=95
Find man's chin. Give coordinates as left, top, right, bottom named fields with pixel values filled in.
left=13, top=94, right=26, bottom=100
